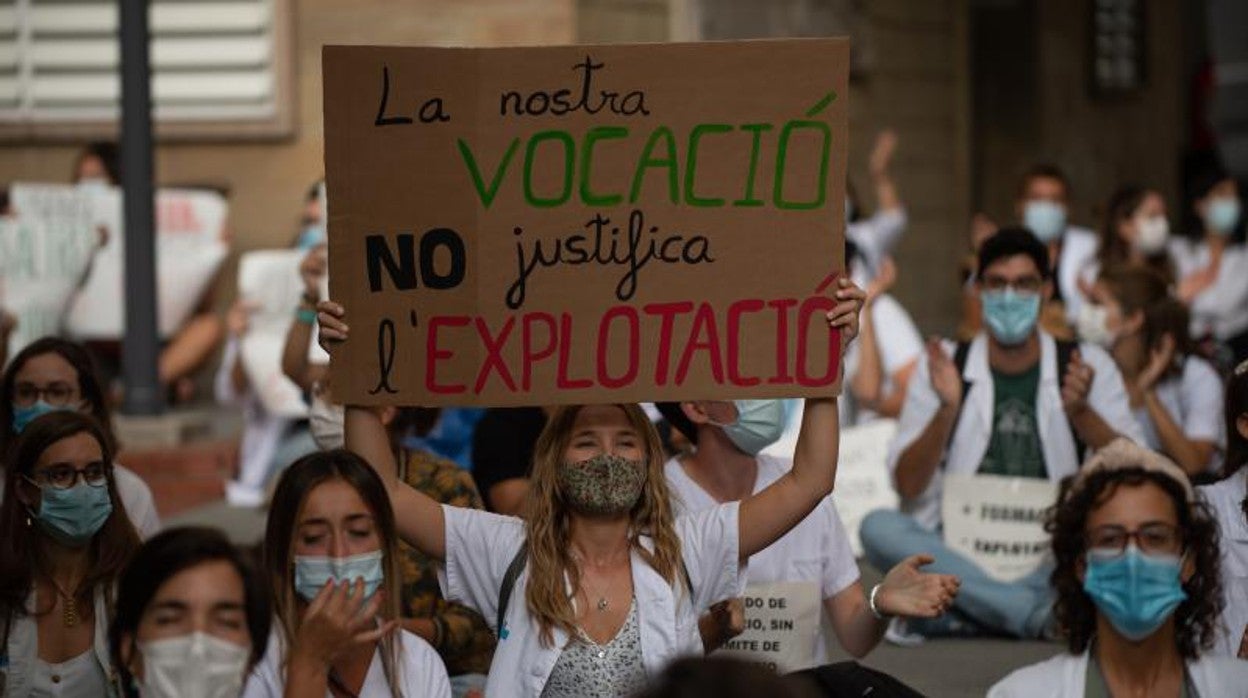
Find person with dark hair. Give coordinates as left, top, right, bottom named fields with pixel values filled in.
left=1197, top=359, right=1248, bottom=658
left=860, top=228, right=1143, bottom=641
left=314, top=277, right=864, bottom=697
left=0, top=337, right=161, bottom=537
left=631, top=656, right=819, bottom=698
left=657, top=398, right=957, bottom=667
left=72, top=141, right=121, bottom=187
left=1172, top=170, right=1248, bottom=365
left=0, top=411, right=142, bottom=695
left=1091, top=185, right=1176, bottom=286
left=469, top=407, right=548, bottom=515
left=242, top=449, right=450, bottom=697
left=109, top=526, right=271, bottom=697
left=990, top=439, right=1248, bottom=695
left=1077, top=266, right=1224, bottom=476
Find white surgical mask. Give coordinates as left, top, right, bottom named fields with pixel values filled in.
left=1076, top=303, right=1116, bottom=349
left=136, top=631, right=250, bottom=698
left=309, top=394, right=345, bottom=451
left=1133, top=215, right=1170, bottom=255
left=1023, top=200, right=1067, bottom=243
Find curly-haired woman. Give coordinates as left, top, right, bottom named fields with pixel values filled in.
left=990, top=439, right=1248, bottom=696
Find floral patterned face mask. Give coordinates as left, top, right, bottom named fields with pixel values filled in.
left=557, top=453, right=647, bottom=516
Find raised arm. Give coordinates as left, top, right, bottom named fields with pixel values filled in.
left=869, top=129, right=901, bottom=213
left=318, top=301, right=447, bottom=561
left=737, top=279, right=864, bottom=561
left=282, top=245, right=329, bottom=393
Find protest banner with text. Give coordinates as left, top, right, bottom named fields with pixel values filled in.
left=942, top=473, right=1059, bottom=582
left=322, top=39, right=849, bottom=406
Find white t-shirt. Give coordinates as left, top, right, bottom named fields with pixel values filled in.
left=1171, top=238, right=1248, bottom=340
left=0, top=461, right=160, bottom=539
left=1056, top=225, right=1099, bottom=323
left=1131, top=356, right=1225, bottom=473
left=1199, top=469, right=1248, bottom=658
left=842, top=294, right=923, bottom=426
left=665, top=454, right=859, bottom=667
left=241, top=627, right=450, bottom=698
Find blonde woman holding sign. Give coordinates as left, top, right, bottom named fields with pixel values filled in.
left=314, top=278, right=863, bottom=697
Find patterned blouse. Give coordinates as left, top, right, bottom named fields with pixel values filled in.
left=397, top=449, right=496, bottom=675
left=539, top=600, right=647, bottom=698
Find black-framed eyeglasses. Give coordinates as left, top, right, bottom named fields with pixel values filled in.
left=981, top=275, right=1045, bottom=294
left=13, top=382, right=79, bottom=408
left=1086, top=523, right=1182, bottom=557
left=26, top=462, right=110, bottom=490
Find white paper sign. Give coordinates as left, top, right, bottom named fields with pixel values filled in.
left=762, top=410, right=900, bottom=557
left=0, top=185, right=100, bottom=360
left=832, top=419, right=901, bottom=557
left=237, top=250, right=309, bottom=417
left=64, top=187, right=229, bottom=339
left=717, top=581, right=821, bottom=673
left=941, top=473, right=1059, bottom=582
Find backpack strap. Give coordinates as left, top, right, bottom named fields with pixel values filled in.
left=941, top=341, right=973, bottom=465
left=1055, top=339, right=1088, bottom=464
left=494, top=541, right=696, bottom=639
left=496, top=541, right=529, bottom=639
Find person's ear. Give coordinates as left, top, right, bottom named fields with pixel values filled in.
left=378, top=406, right=398, bottom=427
left=1236, top=413, right=1248, bottom=442
left=1076, top=553, right=1087, bottom=585
left=680, top=401, right=712, bottom=426
left=1181, top=551, right=1196, bottom=585
left=16, top=475, right=40, bottom=511
left=1122, top=309, right=1146, bottom=336
left=1043, top=279, right=1055, bottom=303
left=120, top=634, right=142, bottom=683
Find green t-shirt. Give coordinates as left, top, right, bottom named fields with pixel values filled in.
left=977, top=364, right=1046, bottom=479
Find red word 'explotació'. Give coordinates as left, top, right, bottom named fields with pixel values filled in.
left=421, top=295, right=841, bottom=396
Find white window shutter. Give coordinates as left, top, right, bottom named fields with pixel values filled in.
left=0, top=0, right=277, bottom=123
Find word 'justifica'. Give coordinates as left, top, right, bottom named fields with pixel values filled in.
left=457, top=90, right=837, bottom=212
left=506, top=209, right=714, bottom=310
left=381, top=295, right=842, bottom=397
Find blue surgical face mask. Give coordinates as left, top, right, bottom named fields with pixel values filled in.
left=1023, top=200, right=1067, bottom=243
left=29, top=481, right=113, bottom=547
left=1207, top=197, right=1241, bottom=237
left=12, top=400, right=73, bottom=434
left=1083, top=546, right=1187, bottom=642
left=294, top=550, right=385, bottom=602
left=980, top=289, right=1041, bottom=346
left=296, top=223, right=326, bottom=251
left=711, top=400, right=787, bottom=456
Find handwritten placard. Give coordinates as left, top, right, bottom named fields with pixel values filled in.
left=0, top=185, right=100, bottom=360
left=941, top=473, right=1059, bottom=582
left=64, top=187, right=229, bottom=339
left=717, top=581, right=821, bottom=673
left=322, top=40, right=849, bottom=406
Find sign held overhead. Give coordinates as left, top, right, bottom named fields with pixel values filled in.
left=322, top=39, right=849, bottom=406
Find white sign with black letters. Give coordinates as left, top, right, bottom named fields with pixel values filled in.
left=716, top=581, right=821, bottom=673
left=941, top=473, right=1059, bottom=582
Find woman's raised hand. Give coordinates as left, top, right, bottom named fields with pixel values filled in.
left=827, top=277, right=867, bottom=345
left=316, top=300, right=349, bottom=355
left=292, top=578, right=396, bottom=670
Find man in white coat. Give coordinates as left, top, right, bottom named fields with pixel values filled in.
left=860, top=228, right=1144, bottom=640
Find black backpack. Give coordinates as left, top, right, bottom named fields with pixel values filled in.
left=945, top=339, right=1087, bottom=466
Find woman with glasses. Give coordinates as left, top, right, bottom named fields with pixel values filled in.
left=0, top=337, right=161, bottom=538
left=0, top=410, right=143, bottom=696
left=990, top=439, right=1248, bottom=696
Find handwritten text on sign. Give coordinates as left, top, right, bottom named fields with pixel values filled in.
left=941, top=473, right=1059, bottom=582
left=322, top=40, right=849, bottom=406
left=717, top=581, right=820, bottom=673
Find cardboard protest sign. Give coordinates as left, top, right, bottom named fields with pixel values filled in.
left=64, top=187, right=229, bottom=339
left=322, top=39, right=849, bottom=406
left=941, top=473, right=1059, bottom=582
left=0, top=185, right=100, bottom=360
left=237, top=250, right=311, bottom=418
left=718, top=581, right=821, bottom=673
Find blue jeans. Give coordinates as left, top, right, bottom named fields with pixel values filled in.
left=859, top=509, right=1054, bottom=639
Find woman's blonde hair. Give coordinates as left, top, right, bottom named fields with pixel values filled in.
left=264, top=450, right=405, bottom=698
left=523, top=403, right=685, bottom=647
